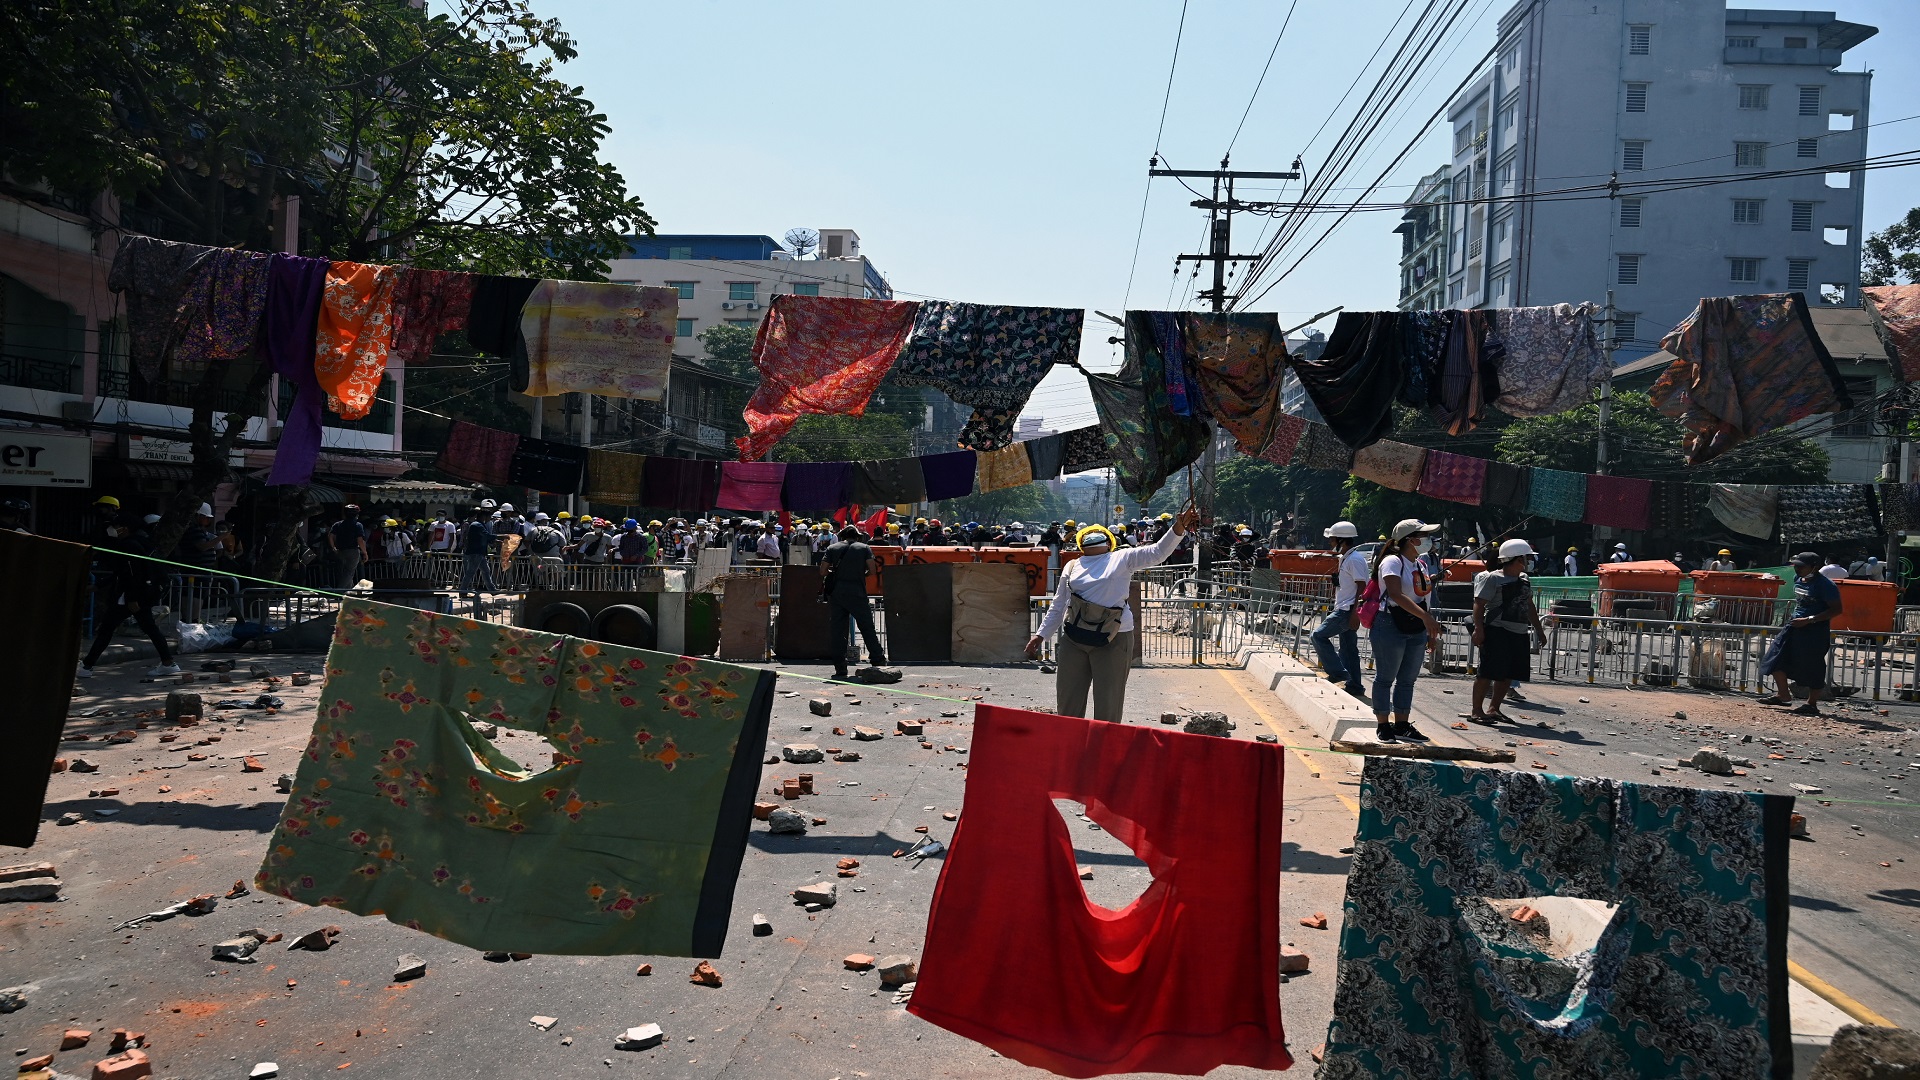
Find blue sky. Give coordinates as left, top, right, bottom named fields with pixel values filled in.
left=545, top=0, right=1919, bottom=433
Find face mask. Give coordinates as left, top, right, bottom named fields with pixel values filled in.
left=1414, top=538, right=1432, bottom=554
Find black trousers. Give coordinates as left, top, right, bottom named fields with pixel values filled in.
left=828, top=593, right=886, bottom=674
left=85, top=597, right=172, bottom=667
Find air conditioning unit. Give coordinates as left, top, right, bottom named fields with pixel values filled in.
left=720, top=301, right=734, bottom=310
left=746, top=302, right=761, bottom=311
left=60, top=400, right=94, bottom=422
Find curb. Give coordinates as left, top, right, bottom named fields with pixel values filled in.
left=1237, top=644, right=1483, bottom=752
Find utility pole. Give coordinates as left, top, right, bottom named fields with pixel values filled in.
left=1155, top=156, right=1301, bottom=590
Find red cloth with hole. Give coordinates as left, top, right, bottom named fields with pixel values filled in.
left=908, top=704, right=1291, bottom=1076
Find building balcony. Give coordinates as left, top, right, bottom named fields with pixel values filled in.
left=1723, top=46, right=1845, bottom=67
left=0, top=351, right=81, bottom=394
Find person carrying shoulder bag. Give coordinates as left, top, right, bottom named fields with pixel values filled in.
left=1369, top=518, right=1444, bottom=745
left=1028, top=508, right=1198, bottom=722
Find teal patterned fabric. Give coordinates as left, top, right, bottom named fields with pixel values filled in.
left=1086, top=313, right=1208, bottom=501
left=1525, top=467, right=1588, bottom=521
left=894, top=301, right=1084, bottom=451
left=1321, top=758, right=1792, bottom=1080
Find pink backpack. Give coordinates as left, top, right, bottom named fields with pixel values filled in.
left=1355, top=576, right=1384, bottom=629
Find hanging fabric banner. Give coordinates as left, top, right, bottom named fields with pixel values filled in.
left=737, top=295, right=921, bottom=461
left=519, top=279, right=677, bottom=400
left=1186, top=311, right=1289, bottom=456
left=892, top=302, right=1084, bottom=451
left=264, top=253, right=333, bottom=487
left=314, top=260, right=400, bottom=421
left=255, top=600, right=777, bottom=957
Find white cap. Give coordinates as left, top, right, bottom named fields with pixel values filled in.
left=1615, top=542, right=1628, bottom=550
left=500, top=502, right=515, bottom=512
left=1498, top=538, right=1536, bottom=560
left=533, top=512, right=550, bottom=522
left=1390, top=518, right=1442, bottom=542
left=480, top=499, right=497, bottom=509
left=1324, top=520, right=1360, bottom=539
left=196, top=503, right=213, bottom=517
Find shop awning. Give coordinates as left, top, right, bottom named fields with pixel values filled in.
left=122, top=461, right=196, bottom=482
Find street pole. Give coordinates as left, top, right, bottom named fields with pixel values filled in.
left=1156, top=158, right=1301, bottom=594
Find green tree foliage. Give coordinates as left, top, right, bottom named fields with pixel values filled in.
left=1211, top=456, right=1347, bottom=536
left=933, top=485, right=1070, bottom=527
left=699, top=323, right=757, bottom=377
left=769, top=414, right=917, bottom=464
left=1494, top=391, right=1827, bottom=484
left=1863, top=207, right=1920, bottom=286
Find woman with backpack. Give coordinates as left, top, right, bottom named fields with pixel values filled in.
left=1360, top=518, right=1443, bottom=744
left=1026, top=508, right=1198, bottom=722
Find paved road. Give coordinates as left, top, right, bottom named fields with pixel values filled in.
left=4, top=653, right=1368, bottom=1079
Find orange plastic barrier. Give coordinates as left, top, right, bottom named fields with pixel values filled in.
left=976, top=547, right=1052, bottom=596
left=1267, top=550, right=1338, bottom=577
left=1441, top=559, right=1485, bottom=583
left=1688, top=570, right=1783, bottom=626
left=1832, top=579, right=1897, bottom=633
left=1596, top=560, right=1682, bottom=616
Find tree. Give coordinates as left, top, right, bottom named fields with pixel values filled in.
left=770, top=414, right=918, bottom=464
left=0, top=0, right=652, bottom=573
left=1862, top=207, right=1920, bottom=286
left=698, top=323, right=756, bottom=378
left=933, top=485, right=1068, bottom=527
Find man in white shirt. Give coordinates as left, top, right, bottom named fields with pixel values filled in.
left=1563, top=547, right=1581, bottom=576
left=756, top=525, right=783, bottom=561
left=1609, top=542, right=1631, bottom=563
left=1819, top=557, right=1849, bottom=582
left=1309, top=521, right=1369, bottom=699
left=1707, top=548, right=1739, bottom=572
left=1849, top=554, right=1885, bottom=582
left=427, top=512, right=457, bottom=552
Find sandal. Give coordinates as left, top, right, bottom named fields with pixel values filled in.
left=1789, top=703, right=1820, bottom=716
left=1754, top=695, right=1794, bottom=706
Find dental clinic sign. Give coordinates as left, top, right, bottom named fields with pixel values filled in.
left=0, top=430, right=92, bottom=487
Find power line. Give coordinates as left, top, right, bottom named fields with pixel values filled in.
left=1224, top=0, right=1300, bottom=157
left=1121, top=0, right=1192, bottom=313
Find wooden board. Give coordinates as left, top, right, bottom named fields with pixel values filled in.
left=693, top=547, right=732, bottom=592
left=716, top=575, right=772, bottom=661
left=950, top=562, right=1030, bottom=665
left=880, top=563, right=953, bottom=663
left=774, top=566, right=839, bottom=661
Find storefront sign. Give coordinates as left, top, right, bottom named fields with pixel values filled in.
left=126, top=436, right=244, bottom=466
left=0, top=430, right=92, bottom=487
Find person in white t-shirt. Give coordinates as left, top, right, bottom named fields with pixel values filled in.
left=427, top=513, right=457, bottom=552
left=1309, top=520, right=1369, bottom=700
left=1369, top=518, right=1442, bottom=745
left=1707, top=548, right=1739, bottom=572
left=1819, top=558, right=1849, bottom=582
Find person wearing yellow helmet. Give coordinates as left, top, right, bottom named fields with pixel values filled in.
left=1563, top=547, right=1582, bottom=576
left=94, top=494, right=122, bottom=512
left=1708, top=548, right=1739, bottom=572
left=1029, top=509, right=1198, bottom=721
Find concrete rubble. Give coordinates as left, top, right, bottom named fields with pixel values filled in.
left=688, top=961, right=723, bottom=987
left=766, top=807, right=808, bottom=834
left=393, top=953, right=427, bottom=981
left=792, top=881, right=837, bottom=908
left=751, top=913, right=772, bottom=936
left=211, top=929, right=271, bottom=963
left=248, top=1064, right=278, bottom=1079
left=0, top=862, right=61, bottom=903
left=877, top=955, right=917, bottom=987
left=1808, top=1023, right=1920, bottom=1079
left=782, top=744, right=824, bottom=764
left=1183, top=711, right=1234, bottom=736
left=286, top=925, right=341, bottom=951
left=615, top=1023, right=664, bottom=1051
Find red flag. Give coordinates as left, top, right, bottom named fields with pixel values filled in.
left=860, top=506, right=887, bottom=537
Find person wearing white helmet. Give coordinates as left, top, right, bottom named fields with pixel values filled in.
left=1469, top=539, right=1546, bottom=724
left=524, top=512, right=568, bottom=586
left=1609, top=541, right=1631, bottom=563
left=1310, top=520, right=1369, bottom=700
left=1369, top=519, right=1444, bottom=744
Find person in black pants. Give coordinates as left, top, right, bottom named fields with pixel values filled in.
left=820, top=525, right=901, bottom=684
left=78, top=514, right=181, bottom=678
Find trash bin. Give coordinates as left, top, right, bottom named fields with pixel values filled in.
left=1442, top=559, right=1484, bottom=583
left=1688, top=570, right=1784, bottom=626
left=1596, top=560, right=1681, bottom=616
left=1267, top=550, right=1339, bottom=577
left=1832, top=580, right=1897, bottom=632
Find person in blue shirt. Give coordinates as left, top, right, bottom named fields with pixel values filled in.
left=1757, top=551, right=1844, bottom=716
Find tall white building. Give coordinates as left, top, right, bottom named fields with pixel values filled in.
left=1395, top=166, right=1452, bottom=311
left=1444, top=2, right=1875, bottom=354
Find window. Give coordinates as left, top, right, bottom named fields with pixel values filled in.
left=724, top=318, right=755, bottom=328
left=667, top=246, right=693, bottom=260
left=1821, top=283, right=1848, bottom=306
left=1784, top=36, right=1808, bottom=49
left=727, top=282, right=756, bottom=302
left=665, top=280, right=695, bottom=300
left=1621, top=140, right=1646, bottom=171
left=1735, top=141, right=1767, bottom=167
left=1832, top=377, right=1875, bottom=437
left=1619, top=198, right=1644, bottom=228
left=675, top=318, right=695, bottom=338
left=1453, top=176, right=1470, bottom=203
left=1787, top=258, right=1812, bottom=291
left=1825, top=226, right=1849, bottom=246
left=1490, top=272, right=1510, bottom=302
left=1791, top=201, right=1815, bottom=231
left=1628, top=24, right=1650, bottom=54
left=1615, top=312, right=1638, bottom=345
left=1732, top=199, right=1764, bottom=224
left=1797, top=137, right=1819, bottom=159
left=1727, top=35, right=1756, bottom=48
left=1500, top=46, right=1517, bottom=71
left=790, top=282, right=819, bottom=296
left=1454, top=124, right=1474, bottom=154
left=1798, top=86, right=1822, bottom=115
left=1738, top=85, right=1770, bottom=110
left=1499, top=102, right=1516, bottom=133
left=1729, top=258, right=1761, bottom=283
left=1616, top=254, right=1641, bottom=285
left=1625, top=83, right=1648, bottom=112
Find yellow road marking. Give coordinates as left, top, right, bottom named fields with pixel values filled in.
left=1788, top=959, right=1896, bottom=1027
left=1214, top=669, right=1360, bottom=814
left=1216, top=669, right=1896, bottom=1025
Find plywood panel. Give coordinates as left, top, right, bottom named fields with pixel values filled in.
left=693, top=547, right=732, bottom=592
left=774, top=566, right=839, bottom=661
left=716, top=574, right=772, bottom=662
left=950, top=562, right=1030, bottom=665
left=880, top=563, right=953, bottom=663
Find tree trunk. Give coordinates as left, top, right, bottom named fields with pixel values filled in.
left=148, top=356, right=273, bottom=562
left=255, top=484, right=316, bottom=584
